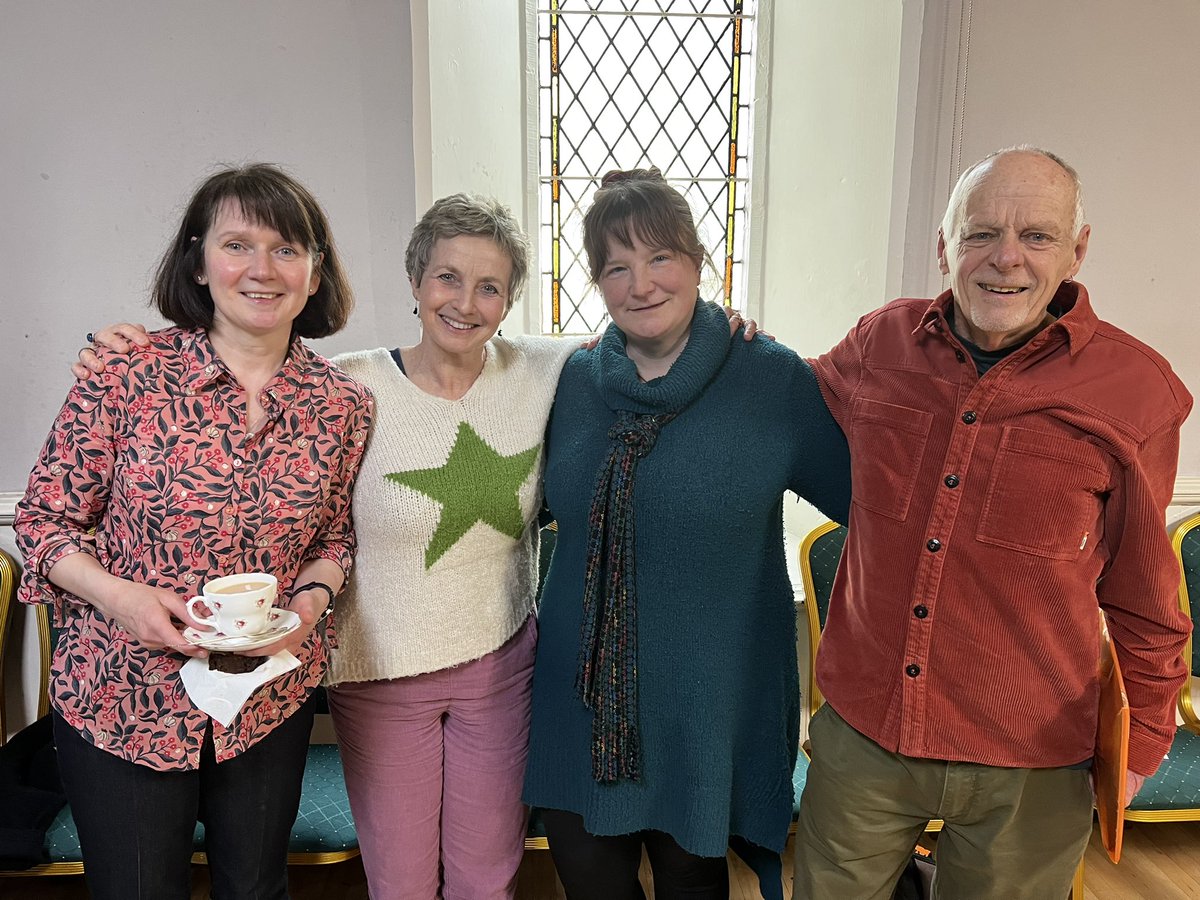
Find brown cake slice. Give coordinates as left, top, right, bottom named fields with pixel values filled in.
left=208, top=652, right=268, bottom=674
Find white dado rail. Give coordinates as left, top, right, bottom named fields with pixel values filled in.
left=4, top=479, right=1200, bottom=526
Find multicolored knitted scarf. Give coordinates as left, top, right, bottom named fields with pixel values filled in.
left=575, top=409, right=677, bottom=784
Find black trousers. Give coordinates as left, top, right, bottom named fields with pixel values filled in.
left=52, top=693, right=315, bottom=900
left=541, top=808, right=729, bottom=900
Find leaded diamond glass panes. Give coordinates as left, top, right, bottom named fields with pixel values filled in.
left=537, top=1, right=758, bottom=334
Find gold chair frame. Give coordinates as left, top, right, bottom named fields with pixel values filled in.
left=0, top=547, right=18, bottom=743
left=0, top=549, right=84, bottom=876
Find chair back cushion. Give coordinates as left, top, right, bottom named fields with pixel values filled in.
left=805, top=524, right=847, bottom=629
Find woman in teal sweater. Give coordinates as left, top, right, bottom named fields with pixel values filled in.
left=523, top=168, right=851, bottom=899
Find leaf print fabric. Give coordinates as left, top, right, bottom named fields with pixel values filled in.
left=15, top=327, right=373, bottom=770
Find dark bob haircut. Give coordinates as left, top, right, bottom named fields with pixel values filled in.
left=581, top=167, right=708, bottom=284
left=152, top=164, right=353, bottom=338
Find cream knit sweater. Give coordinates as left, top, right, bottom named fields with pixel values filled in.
left=325, top=336, right=576, bottom=685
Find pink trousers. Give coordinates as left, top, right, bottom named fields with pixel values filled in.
left=327, top=616, right=536, bottom=900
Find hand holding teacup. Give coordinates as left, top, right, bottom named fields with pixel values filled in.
left=239, top=581, right=335, bottom=658
left=187, top=574, right=279, bottom=636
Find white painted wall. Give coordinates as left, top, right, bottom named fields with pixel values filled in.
left=757, top=1, right=911, bottom=545
left=903, top=0, right=1200, bottom=474
left=412, top=1, right=528, bottom=210
left=0, top=0, right=419, bottom=494
left=411, top=0, right=536, bottom=332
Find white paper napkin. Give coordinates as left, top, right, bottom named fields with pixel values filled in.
left=179, top=651, right=301, bottom=727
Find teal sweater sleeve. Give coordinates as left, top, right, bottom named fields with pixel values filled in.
left=788, top=355, right=851, bottom=526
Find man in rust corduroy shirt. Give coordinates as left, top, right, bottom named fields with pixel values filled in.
left=794, top=147, right=1193, bottom=900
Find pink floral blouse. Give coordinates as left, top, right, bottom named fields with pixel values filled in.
left=15, top=328, right=373, bottom=770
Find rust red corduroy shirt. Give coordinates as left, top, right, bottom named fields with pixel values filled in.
left=810, top=282, right=1192, bottom=776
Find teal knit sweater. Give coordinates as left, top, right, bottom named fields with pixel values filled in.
left=524, top=300, right=851, bottom=860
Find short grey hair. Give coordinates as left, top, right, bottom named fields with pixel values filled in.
left=405, top=194, right=531, bottom=312
left=941, top=145, right=1085, bottom=241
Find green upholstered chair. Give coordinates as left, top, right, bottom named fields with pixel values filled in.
left=285, top=742, right=359, bottom=861
left=1, top=589, right=359, bottom=880
left=798, top=521, right=846, bottom=719
left=1126, top=511, right=1200, bottom=823
left=524, top=809, right=549, bottom=850
left=0, top=551, right=84, bottom=876
left=35, top=743, right=359, bottom=872
left=1124, top=730, right=1200, bottom=817
left=190, top=741, right=358, bottom=864
left=35, top=806, right=84, bottom=873
left=791, top=752, right=809, bottom=820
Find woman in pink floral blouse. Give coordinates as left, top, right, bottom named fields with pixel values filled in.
left=13, top=164, right=373, bottom=900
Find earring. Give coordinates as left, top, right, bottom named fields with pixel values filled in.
left=195, top=275, right=207, bottom=285
left=412, top=304, right=418, bottom=315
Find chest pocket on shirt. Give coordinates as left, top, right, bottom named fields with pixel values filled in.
left=976, top=426, right=1113, bottom=560
left=849, top=398, right=934, bottom=522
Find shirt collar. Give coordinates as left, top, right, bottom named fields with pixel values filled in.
left=916, top=280, right=1098, bottom=356
left=174, top=329, right=319, bottom=403
left=266, top=335, right=322, bottom=410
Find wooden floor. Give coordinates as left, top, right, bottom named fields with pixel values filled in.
left=4, top=821, right=1199, bottom=898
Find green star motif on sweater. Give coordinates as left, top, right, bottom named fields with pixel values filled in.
left=385, top=421, right=541, bottom=569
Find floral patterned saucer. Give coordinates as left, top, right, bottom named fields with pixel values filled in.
left=183, top=609, right=301, bottom=652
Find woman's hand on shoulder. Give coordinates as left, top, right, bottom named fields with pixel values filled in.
left=71, top=323, right=152, bottom=380
left=718, top=303, right=774, bottom=342
left=240, top=585, right=330, bottom=658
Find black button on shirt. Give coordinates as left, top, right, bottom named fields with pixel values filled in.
left=926, top=538, right=942, bottom=552
left=961, top=411, right=977, bottom=424
left=914, top=605, right=928, bottom=618
left=944, top=474, right=960, bottom=488
left=905, top=664, right=921, bottom=677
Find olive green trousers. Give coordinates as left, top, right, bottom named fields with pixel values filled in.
left=793, top=704, right=1092, bottom=900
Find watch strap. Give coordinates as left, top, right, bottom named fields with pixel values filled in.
left=293, top=581, right=336, bottom=619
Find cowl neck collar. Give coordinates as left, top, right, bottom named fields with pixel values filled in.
left=590, top=299, right=731, bottom=415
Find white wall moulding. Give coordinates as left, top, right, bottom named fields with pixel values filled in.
left=1174, top=477, right=1200, bottom=507
left=0, top=493, right=21, bottom=526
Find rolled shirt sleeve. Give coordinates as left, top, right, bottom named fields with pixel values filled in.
left=15, top=357, right=126, bottom=617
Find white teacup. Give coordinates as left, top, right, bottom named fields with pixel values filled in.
left=187, top=573, right=278, bottom=635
